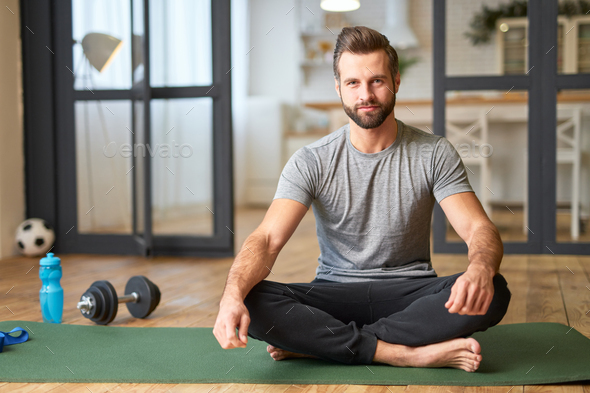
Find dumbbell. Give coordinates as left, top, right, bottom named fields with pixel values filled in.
left=77, top=276, right=161, bottom=325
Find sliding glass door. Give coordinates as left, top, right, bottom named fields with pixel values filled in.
left=50, top=0, right=233, bottom=256
left=433, top=0, right=590, bottom=254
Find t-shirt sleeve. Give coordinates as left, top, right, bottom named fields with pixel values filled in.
left=273, top=147, right=319, bottom=208
left=431, top=137, right=474, bottom=203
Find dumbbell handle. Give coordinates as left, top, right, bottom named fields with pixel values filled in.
left=118, top=292, right=139, bottom=304
left=77, top=292, right=139, bottom=314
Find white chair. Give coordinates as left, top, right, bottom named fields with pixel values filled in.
left=523, top=106, right=582, bottom=239
left=446, top=109, right=493, bottom=217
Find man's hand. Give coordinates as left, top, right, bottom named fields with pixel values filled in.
left=445, top=264, right=495, bottom=315
left=213, top=297, right=251, bottom=349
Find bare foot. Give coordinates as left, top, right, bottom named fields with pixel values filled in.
left=267, top=345, right=318, bottom=361
left=374, top=338, right=483, bottom=372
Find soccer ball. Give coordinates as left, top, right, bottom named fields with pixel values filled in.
left=15, top=218, right=55, bottom=257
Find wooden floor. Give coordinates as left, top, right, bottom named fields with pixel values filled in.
left=1, top=207, right=589, bottom=392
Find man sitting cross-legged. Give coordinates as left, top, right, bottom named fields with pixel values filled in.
left=213, top=26, right=511, bottom=373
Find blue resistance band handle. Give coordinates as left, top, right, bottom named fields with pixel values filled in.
left=0, top=327, right=29, bottom=353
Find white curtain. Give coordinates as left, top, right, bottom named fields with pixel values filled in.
left=232, top=0, right=250, bottom=207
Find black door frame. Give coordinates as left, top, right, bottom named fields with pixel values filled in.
left=21, top=0, right=234, bottom=257
left=433, top=0, right=590, bottom=255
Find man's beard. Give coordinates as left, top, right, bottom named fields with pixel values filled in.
left=341, top=93, right=396, bottom=129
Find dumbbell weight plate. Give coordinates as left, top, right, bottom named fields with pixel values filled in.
left=125, top=276, right=161, bottom=319
left=90, top=280, right=118, bottom=325
left=79, top=284, right=107, bottom=322
left=79, top=287, right=101, bottom=320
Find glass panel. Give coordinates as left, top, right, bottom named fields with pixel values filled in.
left=75, top=100, right=133, bottom=233
left=558, top=21, right=564, bottom=74
left=446, top=0, right=528, bottom=76
left=578, top=21, right=590, bottom=73
left=72, top=0, right=132, bottom=90
left=555, top=90, right=590, bottom=243
left=558, top=14, right=590, bottom=74
left=132, top=0, right=145, bottom=84
left=134, top=101, right=145, bottom=235
left=151, top=98, right=213, bottom=236
left=500, top=21, right=527, bottom=75
left=444, top=90, right=529, bottom=242
left=131, top=0, right=145, bottom=235
left=149, top=0, right=212, bottom=87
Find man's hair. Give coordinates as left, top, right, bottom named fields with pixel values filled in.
left=333, top=26, right=399, bottom=86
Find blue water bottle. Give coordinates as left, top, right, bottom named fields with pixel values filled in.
left=39, top=253, right=63, bottom=323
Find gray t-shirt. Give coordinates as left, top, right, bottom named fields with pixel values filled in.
left=274, top=119, right=473, bottom=282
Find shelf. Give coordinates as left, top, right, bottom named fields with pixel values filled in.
left=504, top=43, right=526, bottom=48
left=301, top=31, right=338, bottom=40
left=300, top=61, right=332, bottom=67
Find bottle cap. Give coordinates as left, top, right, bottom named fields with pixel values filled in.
left=40, top=253, right=60, bottom=266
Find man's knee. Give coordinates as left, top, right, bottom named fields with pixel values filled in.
left=243, top=280, right=264, bottom=310
left=244, top=280, right=280, bottom=313
left=488, top=273, right=511, bottom=325
left=453, top=273, right=510, bottom=339
left=243, top=280, right=286, bottom=338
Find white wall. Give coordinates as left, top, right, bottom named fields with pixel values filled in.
left=248, top=0, right=299, bottom=104
left=0, top=0, right=25, bottom=257
left=446, top=0, right=507, bottom=76
left=232, top=0, right=251, bottom=207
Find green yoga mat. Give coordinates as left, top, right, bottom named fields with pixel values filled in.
left=1, top=321, right=589, bottom=386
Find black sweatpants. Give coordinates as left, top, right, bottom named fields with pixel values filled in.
left=243, top=272, right=511, bottom=365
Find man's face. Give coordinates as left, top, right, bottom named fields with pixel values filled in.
left=335, top=50, right=400, bottom=130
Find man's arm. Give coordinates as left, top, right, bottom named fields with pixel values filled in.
left=213, top=198, right=309, bottom=349
left=439, top=191, right=503, bottom=316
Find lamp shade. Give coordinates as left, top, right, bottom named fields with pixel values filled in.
left=320, top=0, right=360, bottom=12
left=81, top=33, right=123, bottom=73
left=381, top=0, right=418, bottom=50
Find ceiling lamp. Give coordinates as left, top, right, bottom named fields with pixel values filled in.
left=320, top=0, right=360, bottom=12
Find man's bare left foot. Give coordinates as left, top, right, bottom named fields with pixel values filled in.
left=373, top=337, right=483, bottom=372
left=267, top=345, right=318, bottom=361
